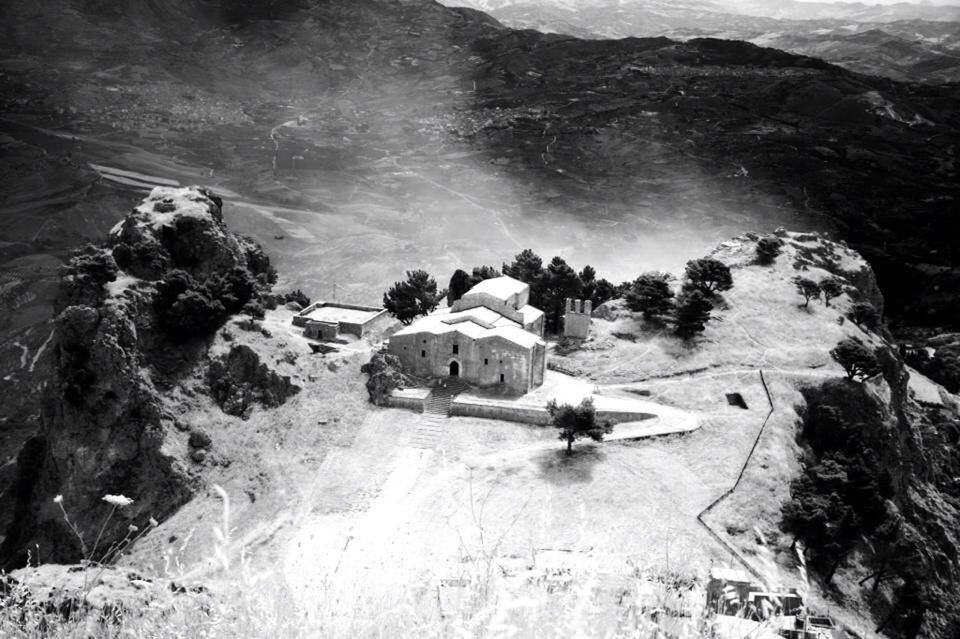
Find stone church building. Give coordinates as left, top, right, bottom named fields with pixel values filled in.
left=388, top=276, right=547, bottom=394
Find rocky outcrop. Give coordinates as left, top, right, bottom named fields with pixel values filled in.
left=0, top=186, right=276, bottom=569
left=109, top=187, right=242, bottom=281
left=3, top=563, right=210, bottom=628
left=789, top=341, right=960, bottom=637
left=207, top=345, right=300, bottom=419
left=360, top=349, right=408, bottom=407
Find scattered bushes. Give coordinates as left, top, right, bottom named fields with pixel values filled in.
left=277, top=289, right=311, bottom=308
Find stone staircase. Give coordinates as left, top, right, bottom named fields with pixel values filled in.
left=424, top=378, right=468, bottom=416
left=408, top=415, right=446, bottom=449
left=408, top=379, right=468, bottom=450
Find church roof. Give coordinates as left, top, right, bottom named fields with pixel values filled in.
left=465, top=276, right=528, bottom=300
left=519, top=304, right=543, bottom=324
left=392, top=306, right=543, bottom=350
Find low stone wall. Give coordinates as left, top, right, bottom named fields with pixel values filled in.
left=450, top=396, right=657, bottom=426
left=387, top=388, right=430, bottom=413
left=597, top=409, right=657, bottom=424
left=450, top=398, right=550, bottom=425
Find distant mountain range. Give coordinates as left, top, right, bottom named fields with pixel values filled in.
left=444, top=0, right=960, bottom=81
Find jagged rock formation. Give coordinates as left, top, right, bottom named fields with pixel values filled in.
left=3, top=563, right=210, bottom=621
left=360, top=349, right=408, bottom=407
left=0, top=187, right=280, bottom=569
left=207, top=344, right=300, bottom=418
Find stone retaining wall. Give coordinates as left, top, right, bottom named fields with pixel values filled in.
left=449, top=397, right=656, bottom=426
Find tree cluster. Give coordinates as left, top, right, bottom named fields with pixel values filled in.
left=154, top=266, right=262, bottom=341
left=623, top=257, right=732, bottom=339
left=793, top=276, right=846, bottom=309
left=447, top=265, right=500, bottom=304
left=501, top=249, right=618, bottom=333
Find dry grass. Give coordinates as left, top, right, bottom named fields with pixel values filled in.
left=1, top=485, right=719, bottom=639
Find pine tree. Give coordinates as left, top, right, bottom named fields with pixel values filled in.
left=674, top=290, right=713, bottom=339
left=542, top=256, right=583, bottom=333
left=383, top=270, right=444, bottom=325
left=503, top=248, right=545, bottom=306
left=684, top=258, right=733, bottom=295
left=447, top=269, right=472, bottom=304
left=625, top=272, right=675, bottom=321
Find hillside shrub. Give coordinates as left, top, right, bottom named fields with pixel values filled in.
left=755, top=236, right=783, bottom=265
left=848, top=302, right=880, bottom=331
left=830, top=337, right=882, bottom=382
left=793, top=277, right=821, bottom=308
left=820, top=277, right=845, bottom=307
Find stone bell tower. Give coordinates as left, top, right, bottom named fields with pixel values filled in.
left=563, top=298, right=591, bottom=339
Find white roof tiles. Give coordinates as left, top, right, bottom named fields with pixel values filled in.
left=392, top=306, right=543, bottom=350
left=392, top=275, right=543, bottom=350
left=519, top=305, right=544, bottom=323
left=487, top=325, right=542, bottom=349
left=465, top=276, right=527, bottom=300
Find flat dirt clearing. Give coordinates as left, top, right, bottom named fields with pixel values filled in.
left=282, top=370, right=770, bottom=634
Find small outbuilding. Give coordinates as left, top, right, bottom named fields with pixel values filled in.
left=293, top=301, right=392, bottom=341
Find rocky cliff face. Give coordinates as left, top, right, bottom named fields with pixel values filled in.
left=0, top=187, right=280, bottom=569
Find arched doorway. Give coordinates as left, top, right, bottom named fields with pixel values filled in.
left=449, top=361, right=460, bottom=377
